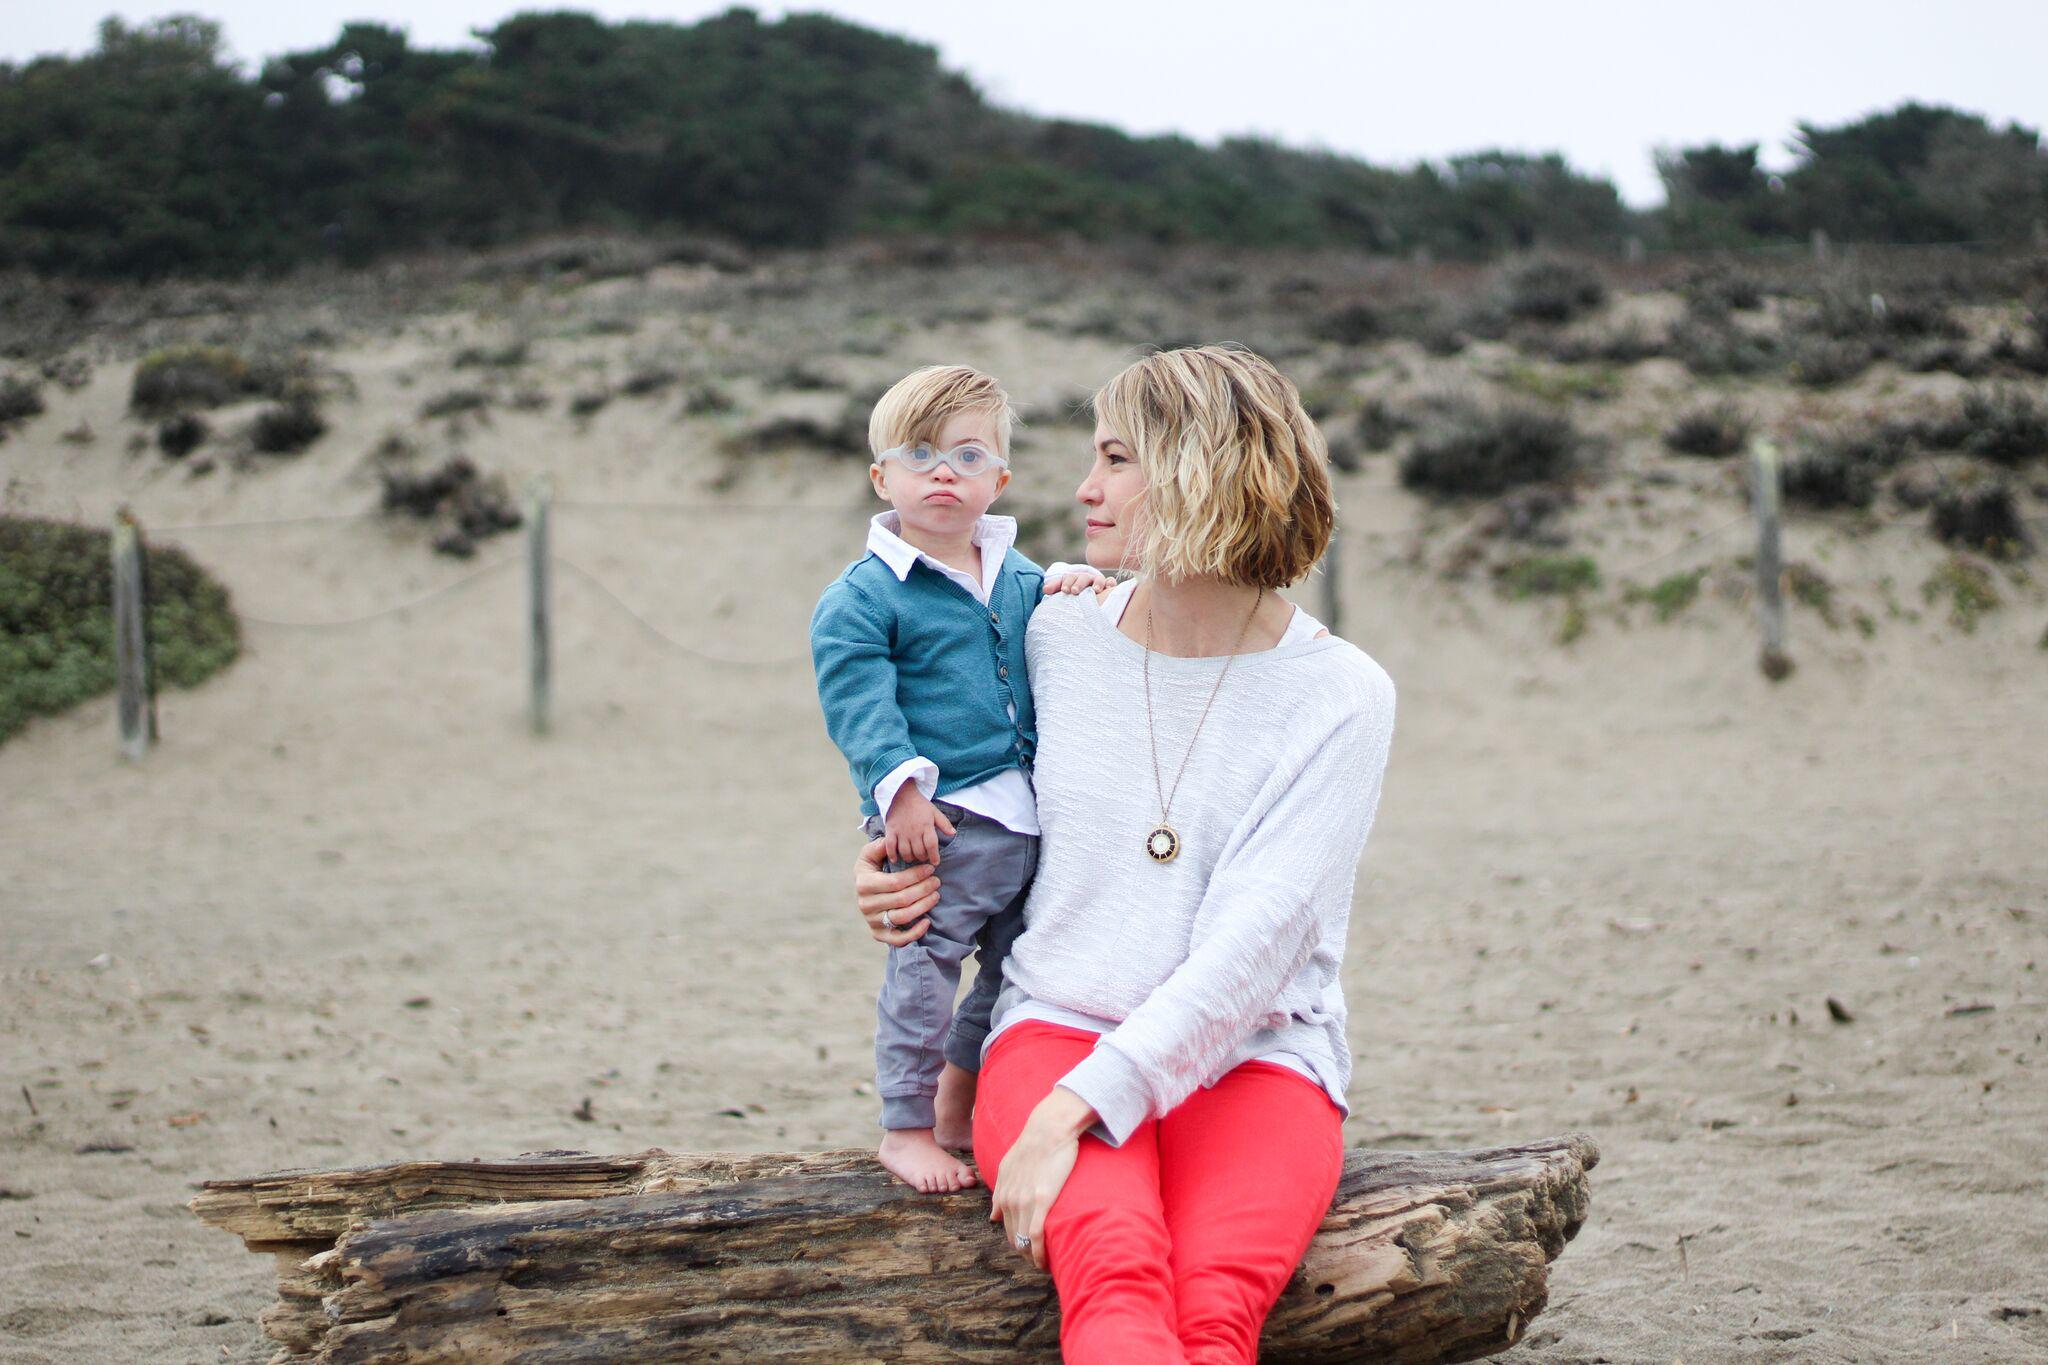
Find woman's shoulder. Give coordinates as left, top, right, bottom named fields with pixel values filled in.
left=1287, top=635, right=1396, bottom=723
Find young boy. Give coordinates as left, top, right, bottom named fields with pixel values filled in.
left=809, top=365, right=1104, bottom=1193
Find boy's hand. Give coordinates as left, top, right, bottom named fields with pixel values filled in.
left=886, top=783, right=957, bottom=867
left=1044, top=567, right=1114, bottom=598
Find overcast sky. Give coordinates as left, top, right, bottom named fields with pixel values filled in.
left=5, top=1, right=2041, bottom=207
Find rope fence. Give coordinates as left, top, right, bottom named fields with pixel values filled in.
left=100, top=440, right=2024, bottom=759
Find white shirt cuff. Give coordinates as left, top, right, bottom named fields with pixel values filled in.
left=873, top=756, right=939, bottom=821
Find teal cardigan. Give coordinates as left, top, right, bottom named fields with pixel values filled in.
left=809, top=549, right=1044, bottom=816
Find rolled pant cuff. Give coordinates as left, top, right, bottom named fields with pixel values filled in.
left=943, top=1020, right=990, bottom=1074
left=880, top=1091, right=938, bottom=1130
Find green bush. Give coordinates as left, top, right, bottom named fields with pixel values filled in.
left=1664, top=401, right=1751, bottom=457
left=1956, top=387, right=2048, bottom=466
left=0, top=516, right=240, bottom=745
left=1399, top=396, right=1580, bottom=498
left=1931, top=479, right=2030, bottom=559
left=0, top=373, right=45, bottom=427
left=251, top=396, right=326, bottom=454
left=1669, top=320, right=1784, bottom=377
left=1788, top=336, right=1874, bottom=388
left=1781, top=424, right=1911, bottom=510
left=157, top=412, right=208, bottom=457
left=1498, top=257, right=1606, bottom=325
left=1496, top=553, right=1600, bottom=598
left=131, top=346, right=242, bottom=415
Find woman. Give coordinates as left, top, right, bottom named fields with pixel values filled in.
left=854, top=344, right=1397, bottom=1362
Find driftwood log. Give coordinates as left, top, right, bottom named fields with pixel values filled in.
left=190, top=1135, right=1597, bottom=1363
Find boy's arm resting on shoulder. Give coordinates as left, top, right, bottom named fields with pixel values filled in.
left=1041, top=560, right=1114, bottom=597
left=1054, top=698, right=1396, bottom=1146
left=809, top=584, right=922, bottom=800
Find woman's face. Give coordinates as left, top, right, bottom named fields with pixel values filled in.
left=1076, top=417, right=1145, bottom=573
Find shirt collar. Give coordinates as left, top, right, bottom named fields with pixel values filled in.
left=866, top=509, right=1018, bottom=582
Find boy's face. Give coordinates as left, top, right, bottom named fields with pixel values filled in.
left=869, top=408, right=1011, bottom=535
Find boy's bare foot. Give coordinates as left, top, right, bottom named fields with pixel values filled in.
left=879, top=1128, right=977, bottom=1192
left=934, top=1062, right=977, bottom=1151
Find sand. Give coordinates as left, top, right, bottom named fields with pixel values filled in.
left=3, top=251, right=2045, bottom=1363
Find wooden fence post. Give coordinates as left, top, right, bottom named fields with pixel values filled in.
left=110, top=507, right=157, bottom=760
left=527, top=477, right=552, bottom=734
left=1750, top=439, right=1791, bottom=681
left=1318, top=533, right=1342, bottom=639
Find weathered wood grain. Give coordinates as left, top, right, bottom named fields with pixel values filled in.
left=192, top=1135, right=1596, bottom=1363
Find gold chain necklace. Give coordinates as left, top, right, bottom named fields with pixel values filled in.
left=1141, top=584, right=1265, bottom=864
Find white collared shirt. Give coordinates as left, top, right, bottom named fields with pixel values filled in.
left=860, top=509, right=1055, bottom=837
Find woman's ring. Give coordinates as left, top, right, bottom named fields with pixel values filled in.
left=1014, top=1232, right=1031, bottom=1249
left=881, top=909, right=897, bottom=930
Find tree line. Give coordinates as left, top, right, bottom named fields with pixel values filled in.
left=1, top=9, right=2043, bottom=280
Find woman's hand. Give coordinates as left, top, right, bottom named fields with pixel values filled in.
left=855, top=837, right=939, bottom=946
left=989, top=1086, right=1096, bottom=1271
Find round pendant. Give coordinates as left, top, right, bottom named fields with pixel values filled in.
left=1145, top=824, right=1181, bottom=864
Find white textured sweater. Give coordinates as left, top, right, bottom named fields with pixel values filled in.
left=987, top=581, right=1398, bottom=1147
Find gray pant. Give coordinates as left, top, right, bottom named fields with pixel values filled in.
left=863, top=799, right=1037, bottom=1131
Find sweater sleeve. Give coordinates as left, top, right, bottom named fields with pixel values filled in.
left=1055, top=681, right=1395, bottom=1145
left=809, top=582, right=919, bottom=801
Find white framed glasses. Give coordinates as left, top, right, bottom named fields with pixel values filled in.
left=877, top=440, right=1008, bottom=478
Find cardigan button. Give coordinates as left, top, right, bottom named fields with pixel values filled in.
left=998, top=665, right=1009, bottom=678
left=990, top=612, right=1000, bottom=624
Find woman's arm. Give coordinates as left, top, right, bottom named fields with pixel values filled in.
left=1058, top=683, right=1395, bottom=1146
left=987, top=1084, right=1094, bottom=1270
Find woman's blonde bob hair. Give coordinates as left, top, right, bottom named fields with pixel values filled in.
left=1092, top=344, right=1335, bottom=588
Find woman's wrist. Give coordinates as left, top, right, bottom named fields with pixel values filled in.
left=1033, top=1085, right=1098, bottom=1140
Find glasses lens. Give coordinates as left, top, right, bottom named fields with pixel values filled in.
left=898, top=444, right=939, bottom=472
left=949, top=443, right=992, bottom=473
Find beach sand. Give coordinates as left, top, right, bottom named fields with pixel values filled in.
left=3, top=254, right=2045, bottom=1362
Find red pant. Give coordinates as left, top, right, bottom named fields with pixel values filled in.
left=973, top=1020, right=1344, bottom=1364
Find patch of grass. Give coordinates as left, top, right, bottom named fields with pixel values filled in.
left=1920, top=554, right=2000, bottom=633
left=620, top=365, right=680, bottom=397
left=1786, top=561, right=1838, bottom=628
left=1500, top=363, right=1621, bottom=405
left=421, top=388, right=491, bottom=419
left=1664, top=402, right=1750, bottom=458
left=1496, top=553, right=1600, bottom=599
left=1556, top=597, right=1588, bottom=645
left=452, top=341, right=529, bottom=368
left=1540, top=319, right=1666, bottom=365
left=1629, top=568, right=1705, bottom=621
left=0, top=515, right=240, bottom=745
left=680, top=383, right=735, bottom=416
left=1399, top=396, right=1580, bottom=499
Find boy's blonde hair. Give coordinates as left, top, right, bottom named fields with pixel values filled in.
left=867, top=365, right=1018, bottom=459
left=1093, top=344, right=1334, bottom=588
